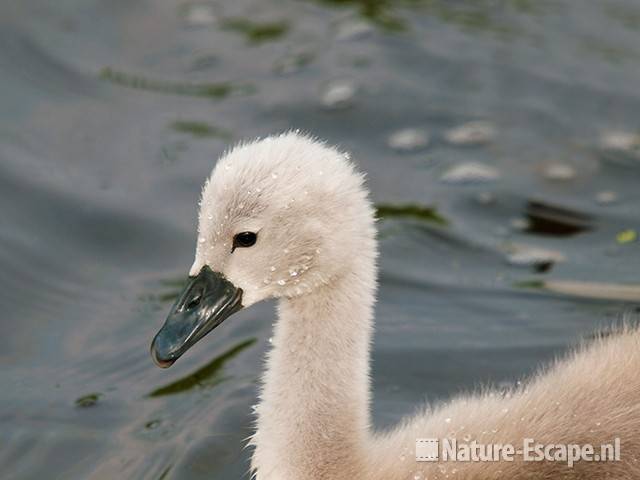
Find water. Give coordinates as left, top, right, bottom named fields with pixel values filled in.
left=1, top=0, right=640, bottom=478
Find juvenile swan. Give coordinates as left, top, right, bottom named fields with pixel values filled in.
left=151, top=133, right=640, bottom=479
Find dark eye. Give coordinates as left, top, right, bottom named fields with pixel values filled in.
left=232, top=231, right=258, bottom=251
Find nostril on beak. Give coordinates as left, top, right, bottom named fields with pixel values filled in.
left=186, top=294, right=202, bottom=310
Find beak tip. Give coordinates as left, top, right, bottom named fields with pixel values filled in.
left=154, top=358, right=175, bottom=369
left=150, top=343, right=176, bottom=369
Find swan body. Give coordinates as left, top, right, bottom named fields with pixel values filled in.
left=152, top=132, right=640, bottom=479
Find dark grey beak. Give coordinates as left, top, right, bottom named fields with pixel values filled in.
left=150, top=266, right=243, bottom=368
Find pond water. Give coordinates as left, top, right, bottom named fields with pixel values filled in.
left=1, top=0, right=639, bottom=478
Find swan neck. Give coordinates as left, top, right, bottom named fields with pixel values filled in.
left=253, top=264, right=375, bottom=478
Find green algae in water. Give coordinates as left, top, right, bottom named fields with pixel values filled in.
left=158, top=466, right=173, bottom=480
left=604, top=4, right=640, bottom=31
left=513, top=279, right=545, bottom=290
left=171, top=121, right=232, bottom=139
left=274, top=50, right=316, bottom=75
left=312, top=0, right=548, bottom=33
left=376, top=203, right=448, bottom=225
left=315, top=0, right=409, bottom=31
left=75, top=392, right=103, bottom=408
left=147, top=339, right=256, bottom=397
left=156, top=276, right=189, bottom=303
left=99, top=68, right=255, bottom=99
left=616, top=229, right=637, bottom=244
left=139, top=276, right=189, bottom=306
left=145, top=419, right=162, bottom=430
left=222, top=18, right=290, bottom=44
left=580, top=37, right=638, bottom=65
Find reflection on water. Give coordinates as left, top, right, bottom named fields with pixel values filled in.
left=524, top=201, right=593, bottom=237
left=170, top=121, right=232, bottom=140
left=221, top=18, right=290, bottom=45
left=517, top=279, right=640, bottom=302
left=75, top=393, right=104, bottom=408
left=147, top=339, right=256, bottom=398
left=99, top=67, right=255, bottom=99
left=1, top=0, right=640, bottom=478
left=376, top=203, right=448, bottom=225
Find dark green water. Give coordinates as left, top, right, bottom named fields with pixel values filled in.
left=1, top=0, right=639, bottom=478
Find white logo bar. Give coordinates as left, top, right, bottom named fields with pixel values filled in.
left=416, top=438, right=620, bottom=467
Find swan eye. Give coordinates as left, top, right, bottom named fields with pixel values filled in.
left=232, top=231, right=258, bottom=251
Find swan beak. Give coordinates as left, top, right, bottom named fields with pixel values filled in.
left=150, top=266, right=243, bottom=368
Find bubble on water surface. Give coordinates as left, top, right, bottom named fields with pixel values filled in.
left=440, top=162, right=500, bottom=184
left=387, top=128, right=430, bottom=152
left=542, top=163, right=576, bottom=181
left=504, top=244, right=565, bottom=272
left=600, top=131, right=640, bottom=151
left=336, top=19, right=374, bottom=41
left=595, top=190, right=618, bottom=205
left=321, top=80, right=356, bottom=109
left=184, top=4, right=216, bottom=27
left=476, top=191, right=496, bottom=205
left=509, top=217, right=530, bottom=231
left=445, top=121, right=496, bottom=146
left=599, top=131, right=640, bottom=165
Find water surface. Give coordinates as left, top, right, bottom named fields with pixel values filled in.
left=1, top=0, right=639, bottom=478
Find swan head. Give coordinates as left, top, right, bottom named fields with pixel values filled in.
left=151, top=132, right=376, bottom=367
